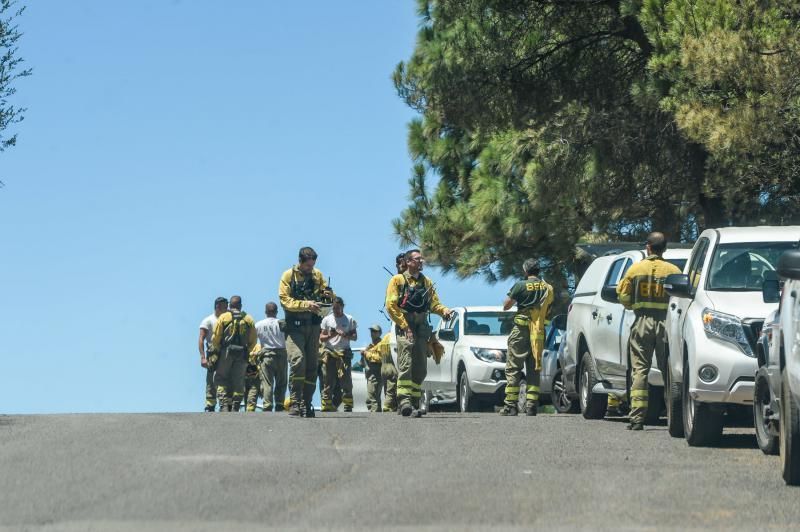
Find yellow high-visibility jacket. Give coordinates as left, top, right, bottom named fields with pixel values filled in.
left=364, top=333, right=391, bottom=363
left=278, top=266, right=331, bottom=314
left=211, top=311, right=258, bottom=353
left=385, top=273, right=449, bottom=331
left=616, top=255, right=681, bottom=313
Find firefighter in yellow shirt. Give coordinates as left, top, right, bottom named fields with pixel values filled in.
left=362, top=326, right=398, bottom=412
left=499, top=258, right=554, bottom=416
left=211, top=295, right=258, bottom=412
left=616, top=232, right=681, bottom=430
left=386, top=249, right=452, bottom=417
left=278, top=246, right=333, bottom=418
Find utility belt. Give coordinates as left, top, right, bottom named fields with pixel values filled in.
left=285, top=312, right=323, bottom=330
left=225, top=344, right=248, bottom=358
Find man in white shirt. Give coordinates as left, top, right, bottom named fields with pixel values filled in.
left=198, top=296, right=228, bottom=412
left=255, top=301, right=289, bottom=412
left=319, top=297, right=358, bottom=412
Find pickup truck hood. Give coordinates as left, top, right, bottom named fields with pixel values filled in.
left=705, top=291, right=777, bottom=320
left=461, top=335, right=508, bottom=350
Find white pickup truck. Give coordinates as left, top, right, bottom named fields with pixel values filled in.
left=562, top=248, right=690, bottom=420
left=389, top=306, right=565, bottom=412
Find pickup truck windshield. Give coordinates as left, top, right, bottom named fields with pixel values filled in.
left=463, top=311, right=515, bottom=336
left=708, top=242, right=798, bottom=291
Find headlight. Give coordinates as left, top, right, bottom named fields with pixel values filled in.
left=701, top=308, right=753, bottom=357
left=470, top=347, right=506, bottom=363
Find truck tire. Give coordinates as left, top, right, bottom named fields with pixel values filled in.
left=665, top=368, right=684, bottom=438
left=754, top=374, right=778, bottom=455
left=644, top=384, right=664, bottom=425
left=458, top=369, right=479, bottom=413
left=781, top=367, right=800, bottom=485
left=682, top=359, right=723, bottom=446
left=579, top=352, right=607, bottom=420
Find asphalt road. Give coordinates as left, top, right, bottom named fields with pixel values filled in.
left=1, top=411, right=798, bottom=531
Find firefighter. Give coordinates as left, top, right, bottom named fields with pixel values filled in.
left=198, top=296, right=228, bottom=412
left=385, top=249, right=452, bottom=417
left=211, top=295, right=258, bottom=412
left=278, top=246, right=333, bottom=417
left=499, top=258, right=554, bottom=416
left=616, top=232, right=681, bottom=430
left=319, top=297, right=358, bottom=412
left=362, top=325, right=398, bottom=412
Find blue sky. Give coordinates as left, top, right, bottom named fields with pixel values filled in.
left=0, top=1, right=504, bottom=414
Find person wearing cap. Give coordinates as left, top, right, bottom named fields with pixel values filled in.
left=319, top=297, right=358, bottom=412
left=362, top=324, right=397, bottom=412
left=499, top=258, right=554, bottom=416
left=616, top=232, right=681, bottom=430
left=198, top=297, right=228, bottom=412
left=278, top=246, right=334, bottom=417
left=386, top=249, right=452, bottom=417
left=254, top=302, right=288, bottom=412
left=396, top=252, right=407, bottom=275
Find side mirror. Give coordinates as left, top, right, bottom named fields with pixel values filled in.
left=762, top=277, right=780, bottom=303
left=551, top=314, right=567, bottom=330
left=438, top=328, right=456, bottom=342
left=778, top=250, right=800, bottom=280
left=600, top=286, right=619, bottom=303
left=664, top=273, right=691, bottom=298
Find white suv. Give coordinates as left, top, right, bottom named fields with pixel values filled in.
left=664, top=226, right=800, bottom=446
left=562, top=248, right=690, bottom=420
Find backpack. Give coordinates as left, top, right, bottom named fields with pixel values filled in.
left=223, top=310, right=250, bottom=357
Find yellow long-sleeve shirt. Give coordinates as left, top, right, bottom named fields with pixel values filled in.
left=616, top=255, right=681, bottom=313
left=385, top=272, right=449, bottom=331
left=278, top=266, right=330, bottom=314
left=211, top=311, right=258, bottom=352
left=364, top=333, right=392, bottom=363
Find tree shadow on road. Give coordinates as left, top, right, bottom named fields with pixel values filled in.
left=714, top=433, right=758, bottom=450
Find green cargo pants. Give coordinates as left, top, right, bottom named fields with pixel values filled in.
left=321, top=350, right=354, bottom=411
left=503, top=323, right=541, bottom=409
left=244, top=364, right=261, bottom=412
left=365, top=361, right=383, bottom=412
left=260, top=348, right=288, bottom=411
left=629, top=312, right=668, bottom=425
left=286, top=323, right=321, bottom=409
left=396, top=314, right=433, bottom=411
left=215, top=347, right=247, bottom=412
left=205, top=367, right=216, bottom=411
left=381, top=358, right=398, bottom=412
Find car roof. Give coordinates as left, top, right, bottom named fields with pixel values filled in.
left=610, top=248, right=691, bottom=260
left=703, top=226, right=800, bottom=244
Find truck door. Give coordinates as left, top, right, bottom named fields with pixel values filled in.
left=431, top=313, right=459, bottom=390
left=592, top=257, right=630, bottom=379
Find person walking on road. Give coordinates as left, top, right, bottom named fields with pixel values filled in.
left=279, top=246, right=333, bottom=417
left=254, top=302, right=289, bottom=412
left=320, top=297, right=358, bottom=412
left=211, top=295, right=257, bottom=412
left=386, top=249, right=452, bottom=417
left=499, top=258, right=554, bottom=417
left=362, top=324, right=398, bottom=412
left=198, top=297, right=228, bottom=412
left=616, top=232, right=681, bottom=431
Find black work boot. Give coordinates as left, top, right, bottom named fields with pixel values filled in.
left=400, top=403, right=413, bottom=417
left=498, top=405, right=518, bottom=416
left=305, top=404, right=316, bottom=418
left=287, top=403, right=302, bottom=417
left=525, top=404, right=538, bottom=416
left=204, top=405, right=215, bottom=412
left=627, top=422, right=644, bottom=431
left=411, top=409, right=423, bottom=418
left=274, top=404, right=285, bottom=413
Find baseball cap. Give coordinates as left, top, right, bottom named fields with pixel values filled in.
left=368, top=324, right=383, bottom=333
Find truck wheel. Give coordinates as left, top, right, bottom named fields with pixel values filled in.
left=579, top=352, right=607, bottom=420
left=552, top=369, right=579, bottom=414
left=682, top=359, right=723, bottom=446
left=644, top=384, right=664, bottom=425
left=754, top=374, right=778, bottom=455
left=459, top=370, right=479, bottom=413
left=781, top=367, right=800, bottom=484
left=420, top=390, right=431, bottom=415
left=665, top=368, right=684, bottom=438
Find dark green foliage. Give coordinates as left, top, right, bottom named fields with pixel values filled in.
left=0, top=0, right=30, bottom=153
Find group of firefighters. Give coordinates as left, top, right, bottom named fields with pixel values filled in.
left=197, top=232, right=677, bottom=430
